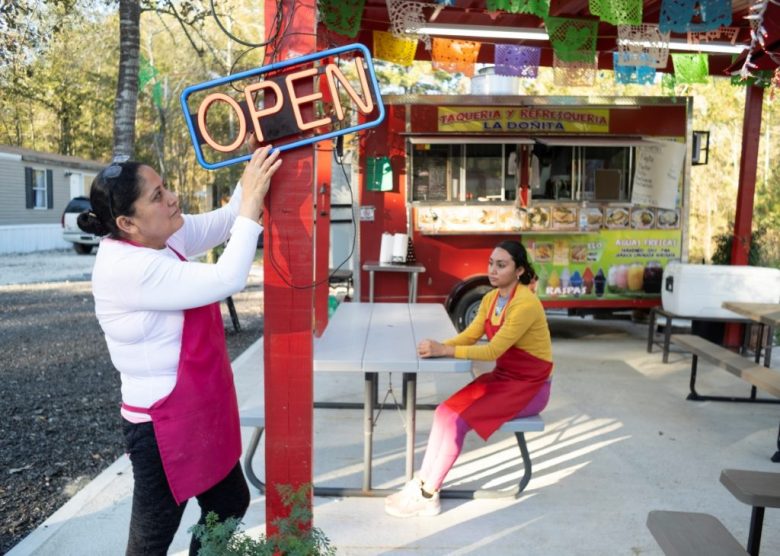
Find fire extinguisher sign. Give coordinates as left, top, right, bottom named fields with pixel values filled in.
left=180, top=43, right=385, bottom=170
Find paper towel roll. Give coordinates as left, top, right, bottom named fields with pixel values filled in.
left=379, top=233, right=394, bottom=264
left=391, top=233, right=408, bottom=263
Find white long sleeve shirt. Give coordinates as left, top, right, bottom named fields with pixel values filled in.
left=91, top=185, right=261, bottom=421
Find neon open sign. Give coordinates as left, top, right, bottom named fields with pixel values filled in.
left=180, top=44, right=385, bottom=170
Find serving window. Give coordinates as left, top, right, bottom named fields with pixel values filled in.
left=410, top=140, right=523, bottom=202
left=409, top=137, right=649, bottom=204
left=532, top=138, right=647, bottom=202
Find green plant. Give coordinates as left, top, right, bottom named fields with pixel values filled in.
left=710, top=229, right=765, bottom=266
left=191, top=484, right=336, bottom=556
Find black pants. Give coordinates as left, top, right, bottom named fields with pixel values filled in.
left=123, top=420, right=250, bottom=556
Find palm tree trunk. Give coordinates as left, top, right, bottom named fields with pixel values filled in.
left=113, top=0, right=141, bottom=158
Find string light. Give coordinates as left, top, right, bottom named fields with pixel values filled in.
left=737, top=0, right=780, bottom=81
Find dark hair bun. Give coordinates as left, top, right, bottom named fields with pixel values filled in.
left=77, top=210, right=110, bottom=237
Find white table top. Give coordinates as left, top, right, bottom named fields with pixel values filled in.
left=314, top=302, right=472, bottom=375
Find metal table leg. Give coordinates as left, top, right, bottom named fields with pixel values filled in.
left=746, top=505, right=765, bottom=556
left=404, top=372, right=416, bottom=481
left=368, top=270, right=375, bottom=303
left=409, top=272, right=419, bottom=303
left=663, top=313, right=673, bottom=363
left=647, top=307, right=657, bottom=354
left=313, top=371, right=392, bottom=498
left=363, top=372, right=377, bottom=491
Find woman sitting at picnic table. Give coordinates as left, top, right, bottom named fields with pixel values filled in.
left=385, top=240, right=553, bottom=518
left=78, top=138, right=281, bottom=554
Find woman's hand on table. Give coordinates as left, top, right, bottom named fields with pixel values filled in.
left=417, top=339, right=454, bottom=358
left=239, top=141, right=282, bottom=222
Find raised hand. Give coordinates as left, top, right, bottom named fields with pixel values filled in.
left=239, top=144, right=282, bottom=222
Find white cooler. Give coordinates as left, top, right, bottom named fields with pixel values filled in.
left=662, top=262, right=780, bottom=318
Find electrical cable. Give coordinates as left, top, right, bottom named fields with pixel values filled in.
left=265, top=147, right=358, bottom=290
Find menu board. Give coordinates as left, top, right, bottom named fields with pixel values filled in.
left=631, top=140, right=686, bottom=210
left=526, top=229, right=682, bottom=300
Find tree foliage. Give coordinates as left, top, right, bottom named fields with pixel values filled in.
left=1, top=4, right=778, bottom=260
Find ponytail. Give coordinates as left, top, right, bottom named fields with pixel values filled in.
left=79, top=160, right=143, bottom=238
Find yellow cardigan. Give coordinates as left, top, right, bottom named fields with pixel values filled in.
left=444, top=285, right=552, bottom=364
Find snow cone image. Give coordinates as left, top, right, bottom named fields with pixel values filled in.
left=594, top=268, right=606, bottom=297
left=570, top=270, right=583, bottom=295
left=547, top=269, right=560, bottom=295
left=583, top=267, right=594, bottom=294
left=560, top=268, right=571, bottom=289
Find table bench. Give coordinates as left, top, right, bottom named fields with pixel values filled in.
left=238, top=406, right=545, bottom=499
left=670, top=334, right=780, bottom=404
left=647, top=510, right=748, bottom=556
left=720, top=468, right=780, bottom=556
left=441, top=414, right=545, bottom=499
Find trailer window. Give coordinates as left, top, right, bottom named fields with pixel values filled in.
left=582, top=146, right=631, bottom=201
left=411, top=144, right=453, bottom=201
left=465, top=144, right=503, bottom=201
left=532, top=143, right=635, bottom=201
left=532, top=145, right=574, bottom=201
left=410, top=142, right=522, bottom=202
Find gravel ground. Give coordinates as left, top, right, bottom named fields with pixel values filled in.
left=0, top=249, right=265, bottom=554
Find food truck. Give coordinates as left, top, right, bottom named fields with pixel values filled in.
left=355, top=95, right=691, bottom=329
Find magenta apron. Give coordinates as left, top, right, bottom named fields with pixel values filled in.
left=121, top=243, right=241, bottom=504
left=443, top=286, right=553, bottom=440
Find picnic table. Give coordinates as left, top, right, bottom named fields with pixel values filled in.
left=313, top=301, right=471, bottom=496
left=722, top=302, right=779, bottom=367
left=723, top=302, right=780, bottom=463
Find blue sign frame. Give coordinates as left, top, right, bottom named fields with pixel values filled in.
left=180, top=43, right=385, bottom=170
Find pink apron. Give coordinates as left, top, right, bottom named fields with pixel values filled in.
left=443, top=286, right=553, bottom=440
left=121, top=243, right=241, bottom=504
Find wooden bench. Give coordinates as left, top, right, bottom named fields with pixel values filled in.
left=647, top=510, right=748, bottom=556
left=670, top=334, right=780, bottom=404
left=238, top=405, right=545, bottom=499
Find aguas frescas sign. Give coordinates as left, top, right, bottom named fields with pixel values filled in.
left=180, top=44, right=385, bottom=169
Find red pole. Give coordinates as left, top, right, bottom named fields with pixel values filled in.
left=724, top=84, right=764, bottom=347
left=730, top=84, right=763, bottom=265
left=262, top=0, right=315, bottom=532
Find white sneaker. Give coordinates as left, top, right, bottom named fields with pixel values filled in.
left=384, top=478, right=441, bottom=518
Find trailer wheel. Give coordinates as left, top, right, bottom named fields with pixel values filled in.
left=73, top=243, right=93, bottom=255
left=453, top=285, right=492, bottom=331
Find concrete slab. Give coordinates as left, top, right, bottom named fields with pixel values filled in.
left=8, top=316, right=780, bottom=555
